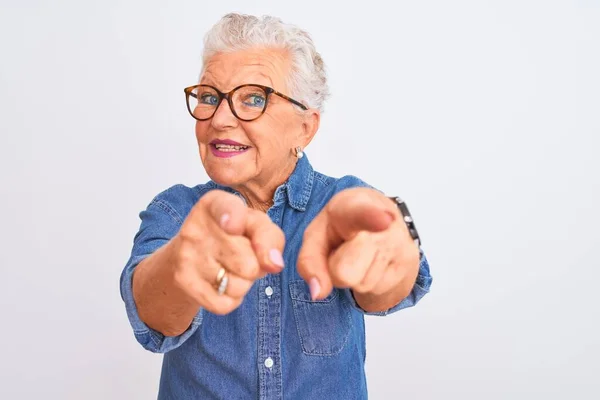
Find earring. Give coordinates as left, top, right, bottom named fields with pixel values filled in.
left=294, top=146, right=304, bottom=159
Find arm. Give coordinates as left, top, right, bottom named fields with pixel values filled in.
left=132, top=236, right=200, bottom=337
left=119, top=189, right=285, bottom=353
left=119, top=198, right=203, bottom=353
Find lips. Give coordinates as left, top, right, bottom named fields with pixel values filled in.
left=209, top=139, right=251, bottom=158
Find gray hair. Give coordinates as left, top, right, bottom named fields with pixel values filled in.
left=200, top=13, right=330, bottom=112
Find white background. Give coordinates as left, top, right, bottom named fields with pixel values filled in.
left=1, top=0, right=599, bottom=399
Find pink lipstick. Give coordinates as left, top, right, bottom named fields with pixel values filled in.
left=209, top=139, right=251, bottom=158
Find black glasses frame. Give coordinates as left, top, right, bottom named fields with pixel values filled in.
left=184, top=83, right=308, bottom=122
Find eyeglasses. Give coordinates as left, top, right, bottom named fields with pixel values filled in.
left=184, top=84, right=308, bottom=122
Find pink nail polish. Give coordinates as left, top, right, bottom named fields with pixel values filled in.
left=269, top=249, right=285, bottom=268
left=309, top=278, right=321, bottom=300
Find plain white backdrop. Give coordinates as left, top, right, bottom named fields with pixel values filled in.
left=1, top=0, right=599, bottom=399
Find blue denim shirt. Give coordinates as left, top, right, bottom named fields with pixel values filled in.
left=120, top=154, right=432, bottom=399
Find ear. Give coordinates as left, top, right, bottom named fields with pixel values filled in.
left=300, top=108, right=320, bottom=148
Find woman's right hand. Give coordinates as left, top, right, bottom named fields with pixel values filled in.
left=170, top=190, right=286, bottom=315
left=133, top=190, right=285, bottom=336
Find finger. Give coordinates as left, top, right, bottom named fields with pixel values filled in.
left=369, top=264, right=404, bottom=296
left=201, top=190, right=248, bottom=235
left=347, top=229, right=395, bottom=294
left=296, top=214, right=333, bottom=301
left=327, top=231, right=377, bottom=289
left=352, top=248, right=391, bottom=294
left=370, top=242, right=420, bottom=296
left=185, top=276, right=241, bottom=315
left=220, top=274, right=254, bottom=300
left=215, top=235, right=261, bottom=280
left=244, top=210, right=286, bottom=273
left=326, top=188, right=397, bottom=245
left=174, top=256, right=254, bottom=311
left=208, top=266, right=255, bottom=300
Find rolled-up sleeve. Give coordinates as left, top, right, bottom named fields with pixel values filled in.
left=119, top=198, right=203, bottom=353
left=345, top=248, right=432, bottom=316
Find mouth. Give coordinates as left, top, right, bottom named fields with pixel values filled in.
left=209, top=140, right=251, bottom=158
left=212, top=143, right=250, bottom=152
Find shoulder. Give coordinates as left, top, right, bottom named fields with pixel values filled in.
left=309, top=170, right=378, bottom=207
left=312, top=170, right=375, bottom=193
left=145, top=182, right=215, bottom=225
left=151, top=183, right=211, bottom=206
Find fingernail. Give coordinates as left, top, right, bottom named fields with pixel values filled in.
left=269, top=249, right=285, bottom=269
left=309, top=277, right=321, bottom=301
left=220, top=213, right=230, bottom=229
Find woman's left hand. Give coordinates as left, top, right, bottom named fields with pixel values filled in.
left=297, top=188, right=420, bottom=312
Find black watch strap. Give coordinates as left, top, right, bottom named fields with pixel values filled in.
left=389, top=196, right=421, bottom=246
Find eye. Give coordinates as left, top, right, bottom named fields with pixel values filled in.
left=243, top=94, right=266, bottom=108
left=200, top=93, right=219, bottom=105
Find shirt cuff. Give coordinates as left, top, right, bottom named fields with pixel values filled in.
left=119, top=254, right=203, bottom=353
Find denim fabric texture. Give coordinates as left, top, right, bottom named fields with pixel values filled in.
left=119, top=154, right=432, bottom=399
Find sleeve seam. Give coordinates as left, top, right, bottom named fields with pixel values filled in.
left=150, top=198, right=184, bottom=225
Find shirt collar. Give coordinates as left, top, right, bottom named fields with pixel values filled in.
left=284, top=153, right=314, bottom=212
left=207, top=153, right=314, bottom=212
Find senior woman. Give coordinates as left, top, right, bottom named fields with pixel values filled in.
left=120, top=13, right=432, bottom=399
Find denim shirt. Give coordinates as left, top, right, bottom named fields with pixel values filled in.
left=119, top=154, right=432, bottom=399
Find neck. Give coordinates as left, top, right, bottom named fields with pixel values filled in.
left=233, top=159, right=298, bottom=212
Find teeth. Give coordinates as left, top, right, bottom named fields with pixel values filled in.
left=214, top=144, right=248, bottom=151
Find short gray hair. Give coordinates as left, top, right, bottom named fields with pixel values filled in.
left=201, top=13, right=330, bottom=112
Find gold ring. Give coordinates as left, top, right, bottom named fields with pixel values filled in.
left=216, top=267, right=226, bottom=285
left=215, top=267, right=228, bottom=296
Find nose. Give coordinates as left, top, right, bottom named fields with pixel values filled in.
left=210, top=97, right=238, bottom=130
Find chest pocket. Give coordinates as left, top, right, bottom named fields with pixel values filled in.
left=289, top=279, right=353, bottom=356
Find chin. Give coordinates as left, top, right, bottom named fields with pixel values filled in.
left=200, top=147, right=259, bottom=187
left=205, top=165, right=250, bottom=188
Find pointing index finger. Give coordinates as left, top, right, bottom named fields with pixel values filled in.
left=202, top=190, right=248, bottom=235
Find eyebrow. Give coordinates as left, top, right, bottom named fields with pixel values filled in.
left=199, top=73, right=215, bottom=87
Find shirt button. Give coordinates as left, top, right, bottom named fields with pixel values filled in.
left=264, top=357, right=274, bottom=368
left=265, top=286, right=274, bottom=297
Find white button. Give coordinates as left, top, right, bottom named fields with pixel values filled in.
left=264, top=357, right=274, bottom=368
left=265, top=286, right=274, bottom=297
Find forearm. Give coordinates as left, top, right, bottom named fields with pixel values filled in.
left=132, top=237, right=200, bottom=337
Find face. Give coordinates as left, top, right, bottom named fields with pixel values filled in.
left=195, top=48, right=319, bottom=194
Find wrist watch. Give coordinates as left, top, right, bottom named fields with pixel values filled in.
left=389, top=196, right=421, bottom=246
